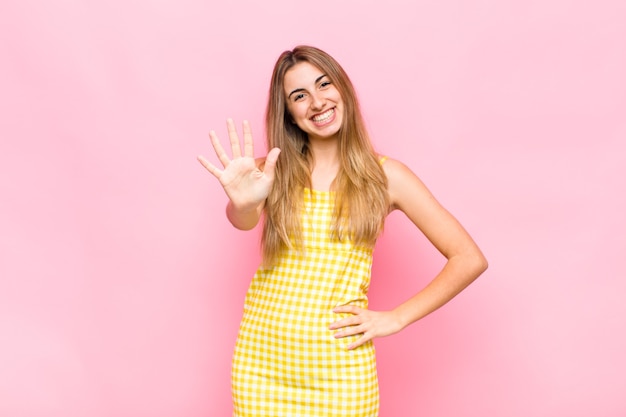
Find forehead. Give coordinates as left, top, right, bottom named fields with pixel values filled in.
left=283, top=62, right=325, bottom=93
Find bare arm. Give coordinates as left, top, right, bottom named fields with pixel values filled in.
left=384, top=158, right=488, bottom=326
left=330, top=158, right=487, bottom=349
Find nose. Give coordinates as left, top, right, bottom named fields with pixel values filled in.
left=310, top=92, right=325, bottom=111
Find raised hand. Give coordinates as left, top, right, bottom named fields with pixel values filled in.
left=198, top=118, right=281, bottom=213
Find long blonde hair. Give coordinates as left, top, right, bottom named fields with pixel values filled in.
left=262, top=45, right=389, bottom=266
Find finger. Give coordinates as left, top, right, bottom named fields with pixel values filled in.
left=197, top=155, right=223, bottom=179
left=346, top=334, right=371, bottom=350
left=333, top=305, right=360, bottom=314
left=210, top=130, right=231, bottom=167
left=262, top=148, right=281, bottom=181
left=226, top=118, right=242, bottom=158
left=329, top=315, right=362, bottom=330
left=333, top=323, right=365, bottom=338
left=242, top=120, right=254, bottom=158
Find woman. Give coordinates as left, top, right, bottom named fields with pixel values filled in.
left=198, top=45, right=487, bottom=417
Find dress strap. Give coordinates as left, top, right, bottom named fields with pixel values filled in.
left=378, top=155, right=388, bottom=165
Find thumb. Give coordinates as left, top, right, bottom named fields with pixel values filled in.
left=263, top=147, right=281, bottom=180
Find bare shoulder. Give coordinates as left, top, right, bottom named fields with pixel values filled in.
left=381, top=157, right=436, bottom=212
left=380, top=156, right=413, bottom=180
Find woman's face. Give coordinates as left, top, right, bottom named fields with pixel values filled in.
left=283, top=61, right=344, bottom=141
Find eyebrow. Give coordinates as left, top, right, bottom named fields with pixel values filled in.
left=287, top=74, right=328, bottom=99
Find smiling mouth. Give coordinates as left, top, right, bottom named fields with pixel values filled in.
left=311, top=108, right=335, bottom=125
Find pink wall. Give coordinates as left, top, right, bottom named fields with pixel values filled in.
left=1, top=0, right=625, bottom=416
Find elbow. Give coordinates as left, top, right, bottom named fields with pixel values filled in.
left=480, top=257, right=489, bottom=275
left=474, top=251, right=488, bottom=277
left=457, top=247, right=488, bottom=281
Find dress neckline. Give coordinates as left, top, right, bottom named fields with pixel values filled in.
left=304, top=187, right=334, bottom=194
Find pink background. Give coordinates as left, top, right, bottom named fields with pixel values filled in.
left=1, top=0, right=625, bottom=416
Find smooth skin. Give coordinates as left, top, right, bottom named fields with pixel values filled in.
left=198, top=62, right=487, bottom=350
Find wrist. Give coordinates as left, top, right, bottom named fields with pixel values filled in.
left=226, top=200, right=262, bottom=230
left=390, top=307, right=410, bottom=332
left=228, top=200, right=259, bottom=213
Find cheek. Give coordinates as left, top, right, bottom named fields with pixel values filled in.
left=285, top=105, right=305, bottom=126
left=281, top=105, right=293, bottom=122
left=289, top=104, right=307, bottom=120
left=285, top=101, right=296, bottom=116
left=330, top=87, right=343, bottom=101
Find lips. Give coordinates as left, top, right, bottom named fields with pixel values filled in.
left=310, top=108, right=336, bottom=126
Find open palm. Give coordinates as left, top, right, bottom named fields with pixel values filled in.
left=198, top=119, right=280, bottom=210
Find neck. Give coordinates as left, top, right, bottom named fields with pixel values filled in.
left=308, top=135, right=339, bottom=163
left=308, top=136, right=340, bottom=191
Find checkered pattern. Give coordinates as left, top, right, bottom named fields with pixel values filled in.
left=232, top=188, right=379, bottom=417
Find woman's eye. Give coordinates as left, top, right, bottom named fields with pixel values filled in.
left=294, top=93, right=305, bottom=101
left=320, top=81, right=331, bottom=88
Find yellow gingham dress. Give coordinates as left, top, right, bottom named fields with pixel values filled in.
left=231, top=188, right=379, bottom=416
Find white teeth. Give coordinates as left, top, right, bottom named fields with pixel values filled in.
left=312, top=108, right=334, bottom=122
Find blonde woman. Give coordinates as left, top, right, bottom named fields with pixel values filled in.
left=198, top=45, right=487, bottom=417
